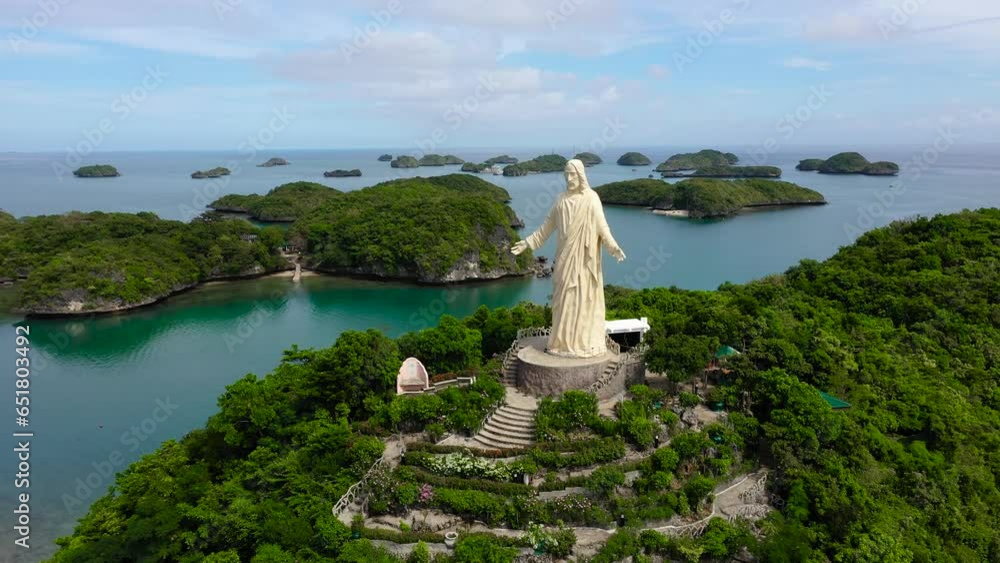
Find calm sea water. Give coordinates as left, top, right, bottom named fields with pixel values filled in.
left=1, top=146, right=998, bottom=560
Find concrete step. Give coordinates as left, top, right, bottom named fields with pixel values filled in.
left=475, top=428, right=533, bottom=448
left=502, top=404, right=538, bottom=416
left=482, top=419, right=535, bottom=438
left=490, top=411, right=535, bottom=430
left=495, top=405, right=535, bottom=420
left=480, top=424, right=535, bottom=443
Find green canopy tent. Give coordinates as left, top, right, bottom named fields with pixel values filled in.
left=818, top=390, right=851, bottom=410
left=714, top=345, right=741, bottom=359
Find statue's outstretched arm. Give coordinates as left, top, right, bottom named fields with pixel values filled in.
left=594, top=196, right=626, bottom=262
left=524, top=205, right=557, bottom=250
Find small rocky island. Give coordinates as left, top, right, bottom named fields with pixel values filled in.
left=798, top=152, right=899, bottom=176
left=377, top=154, right=393, bottom=162
left=73, top=165, right=120, bottom=178
left=391, top=156, right=420, bottom=168
left=616, top=152, right=652, bottom=166
left=461, top=162, right=490, bottom=173
left=418, top=154, right=465, bottom=166
left=573, top=152, right=603, bottom=166
left=663, top=165, right=781, bottom=179
left=485, top=155, right=519, bottom=165
left=323, top=169, right=362, bottom=178
left=503, top=154, right=568, bottom=176
left=258, top=157, right=289, bottom=167
left=595, top=177, right=826, bottom=219
left=655, top=149, right=738, bottom=172
left=191, top=167, right=231, bottom=179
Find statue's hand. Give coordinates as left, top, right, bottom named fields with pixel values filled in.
left=511, top=241, right=529, bottom=256
left=612, top=246, right=626, bottom=262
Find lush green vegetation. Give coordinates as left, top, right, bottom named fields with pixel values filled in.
left=595, top=178, right=826, bottom=218
left=655, top=149, right=738, bottom=172
left=47, top=209, right=1000, bottom=561
left=461, top=162, right=489, bottom=173
left=417, top=154, right=464, bottom=166
left=606, top=208, right=1000, bottom=562
left=796, top=158, right=825, bottom=171
left=0, top=212, right=286, bottom=314
left=323, top=169, right=362, bottom=177
left=502, top=154, right=568, bottom=176
left=73, top=164, right=120, bottom=177
left=210, top=182, right=342, bottom=222
left=289, top=175, right=531, bottom=281
left=573, top=152, right=603, bottom=166
left=616, top=152, right=652, bottom=166
left=191, top=167, right=231, bottom=179
left=377, top=154, right=393, bottom=162
left=803, top=152, right=901, bottom=175
left=683, top=165, right=781, bottom=178
left=390, top=156, right=419, bottom=168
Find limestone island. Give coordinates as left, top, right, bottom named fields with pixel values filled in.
left=73, top=164, right=120, bottom=178
left=191, top=167, right=231, bottom=179
left=662, top=165, right=781, bottom=179
left=799, top=152, right=900, bottom=176
left=503, top=154, right=568, bottom=176
left=461, top=162, right=490, bottom=173
left=573, top=152, right=603, bottom=166
left=616, top=152, right=652, bottom=166
left=4, top=175, right=533, bottom=315
left=485, top=155, right=519, bottom=165
left=655, top=149, right=738, bottom=172
left=323, top=169, right=362, bottom=178
left=418, top=154, right=465, bottom=166
left=595, top=177, right=826, bottom=219
left=257, top=157, right=289, bottom=167
left=377, top=154, right=393, bottom=162
left=391, top=155, right=420, bottom=168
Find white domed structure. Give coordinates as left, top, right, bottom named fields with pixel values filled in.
left=396, top=357, right=429, bottom=395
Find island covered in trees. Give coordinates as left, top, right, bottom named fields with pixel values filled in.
left=191, top=166, right=231, bottom=179
left=258, top=157, right=290, bottom=167
left=46, top=208, right=1000, bottom=562
left=324, top=169, right=362, bottom=178
left=0, top=175, right=534, bottom=314
left=662, top=165, right=781, bottom=179
left=503, top=154, right=569, bottom=176
left=73, top=164, right=120, bottom=177
left=573, top=152, right=603, bottom=166
left=616, top=152, right=652, bottom=166
left=655, top=149, right=738, bottom=172
left=378, top=154, right=393, bottom=162
left=595, top=178, right=825, bottom=218
left=797, top=152, right=900, bottom=175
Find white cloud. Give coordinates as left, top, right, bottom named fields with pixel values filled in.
left=782, top=57, right=832, bottom=71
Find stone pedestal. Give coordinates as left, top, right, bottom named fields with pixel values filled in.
left=516, top=336, right=640, bottom=400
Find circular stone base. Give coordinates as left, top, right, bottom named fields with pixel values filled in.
left=516, top=336, right=620, bottom=399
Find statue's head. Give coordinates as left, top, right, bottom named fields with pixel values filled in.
left=564, top=159, right=590, bottom=193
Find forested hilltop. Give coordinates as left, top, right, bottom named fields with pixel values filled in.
left=48, top=208, right=1000, bottom=562
left=0, top=212, right=288, bottom=315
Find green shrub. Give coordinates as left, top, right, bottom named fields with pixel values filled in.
left=425, top=422, right=447, bottom=443
left=616, top=400, right=656, bottom=449
left=535, top=390, right=600, bottom=441
left=679, top=392, right=701, bottom=408
left=453, top=534, right=520, bottom=563
left=587, top=466, right=626, bottom=498
left=408, top=541, right=431, bottom=563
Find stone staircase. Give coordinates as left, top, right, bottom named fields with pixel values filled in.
left=500, top=343, right=525, bottom=386
left=473, top=389, right=538, bottom=449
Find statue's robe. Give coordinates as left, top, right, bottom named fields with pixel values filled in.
left=524, top=177, right=620, bottom=358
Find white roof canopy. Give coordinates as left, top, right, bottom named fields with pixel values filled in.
left=605, top=317, right=651, bottom=335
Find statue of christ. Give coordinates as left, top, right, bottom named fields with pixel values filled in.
left=512, top=159, right=626, bottom=358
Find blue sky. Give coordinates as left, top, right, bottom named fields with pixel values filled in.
left=1, top=0, right=997, bottom=152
